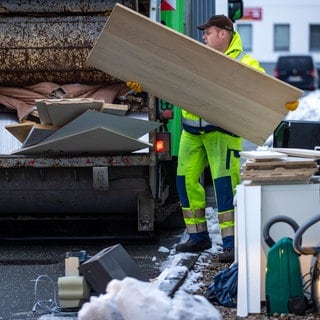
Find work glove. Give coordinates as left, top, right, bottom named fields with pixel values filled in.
left=285, top=100, right=299, bottom=111
left=126, top=81, right=142, bottom=93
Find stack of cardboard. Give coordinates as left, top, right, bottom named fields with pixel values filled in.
left=5, top=98, right=161, bottom=155
left=240, top=150, right=319, bottom=183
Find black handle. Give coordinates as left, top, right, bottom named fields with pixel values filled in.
left=263, top=215, right=299, bottom=248
left=293, top=214, right=320, bottom=256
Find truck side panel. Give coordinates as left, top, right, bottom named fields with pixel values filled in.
left=0, top=166, right=148, bottom=214
left=0, top=0, right=146, bottom=86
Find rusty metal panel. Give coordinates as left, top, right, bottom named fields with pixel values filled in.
left=0, top=154, right=153, bottom=168
left=0, top=0, right=141, bottom=86
left=0, top=15, right=110, bottom=85
left=0, top=1, right=135, bottom=14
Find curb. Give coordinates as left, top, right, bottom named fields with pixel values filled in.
left=158, top=253, right=200, bottom=297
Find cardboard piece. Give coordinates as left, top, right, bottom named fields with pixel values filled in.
left=87, top=3, right=303, bottom=145
left=5, top=121, right=58, bottom=144
left=241, top=154, right=318, bottom=182
left=243, top=156, right=317, bottom=169
left=5, top=121, right=36, bottom=143
left=35, top=98, right=104, bottom=126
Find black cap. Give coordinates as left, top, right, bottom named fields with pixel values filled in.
left=197, top=15, right=234, bottom=32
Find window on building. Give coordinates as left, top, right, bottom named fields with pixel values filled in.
left=274, top=24, right=290, bottom=51
left=310, top=24, right=320, bottom=51
left=237, top=24, right=252, bottom=51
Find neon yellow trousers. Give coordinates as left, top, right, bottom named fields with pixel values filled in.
left=176, top=129, right=242, bottom=239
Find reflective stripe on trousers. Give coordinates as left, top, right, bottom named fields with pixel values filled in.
left=182, top=208, right=207, bottom=234
left=218, top=210, right=235, bottom=237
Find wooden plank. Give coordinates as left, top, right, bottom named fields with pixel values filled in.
left=241, top=167, right=318, bottom=182
left=244, top=157, right=317, bottom=170
left=87, top=3, right=303, bottom=145
left=101, top=103, right=128, bottom=116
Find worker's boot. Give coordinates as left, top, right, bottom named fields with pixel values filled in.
left=218, top=235, right=235, bottom=263
left=176, top=209, right=212, bottom=253
left=176, top=237, right=212, bottom=253
left=218, top=247, right=234, bottom=263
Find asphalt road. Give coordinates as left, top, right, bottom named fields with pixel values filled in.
left=0, top=225, right=183, bottom=320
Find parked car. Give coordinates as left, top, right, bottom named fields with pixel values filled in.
left=274, top=55, right=318, bottom=91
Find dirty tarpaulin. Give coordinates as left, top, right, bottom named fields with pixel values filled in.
left=0, top=82, right=130, bottom=122
left=206, top=262, right=238, bottom=307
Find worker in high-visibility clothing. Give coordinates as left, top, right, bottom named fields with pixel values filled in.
left=175, top=15, right=265, bottom=263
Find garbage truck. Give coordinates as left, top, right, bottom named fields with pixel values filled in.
left=0, top=0, right=243, bottom=239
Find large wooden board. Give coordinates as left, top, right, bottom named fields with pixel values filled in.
left=87, top=3, right=303, bottom=145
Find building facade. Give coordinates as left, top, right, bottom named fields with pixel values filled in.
left=235, top=0, right=320, bottom=72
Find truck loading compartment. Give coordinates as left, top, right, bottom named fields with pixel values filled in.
left=0, top=0, right=180, bottom=236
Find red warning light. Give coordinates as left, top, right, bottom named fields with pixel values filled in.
left=156, top=140, right=165, bottom=152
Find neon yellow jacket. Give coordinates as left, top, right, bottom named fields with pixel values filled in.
left=182, top=31, right=265, bottom=121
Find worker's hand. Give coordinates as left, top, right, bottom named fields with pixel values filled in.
left=285, top=100, right=299, bottom=111
left=126, top=81, right=142, bottom=93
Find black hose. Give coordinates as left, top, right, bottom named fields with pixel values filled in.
left=293, top=214, right=320, bottom=256
left=263, top=215, right=299, bottom=248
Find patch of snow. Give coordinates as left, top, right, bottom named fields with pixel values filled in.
left=77, top=277, right=222, bottom=320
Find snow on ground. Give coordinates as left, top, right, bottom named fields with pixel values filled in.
left=38, top=90, right=320, bottom=320
left=170, top=207, right=222, bottom=293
